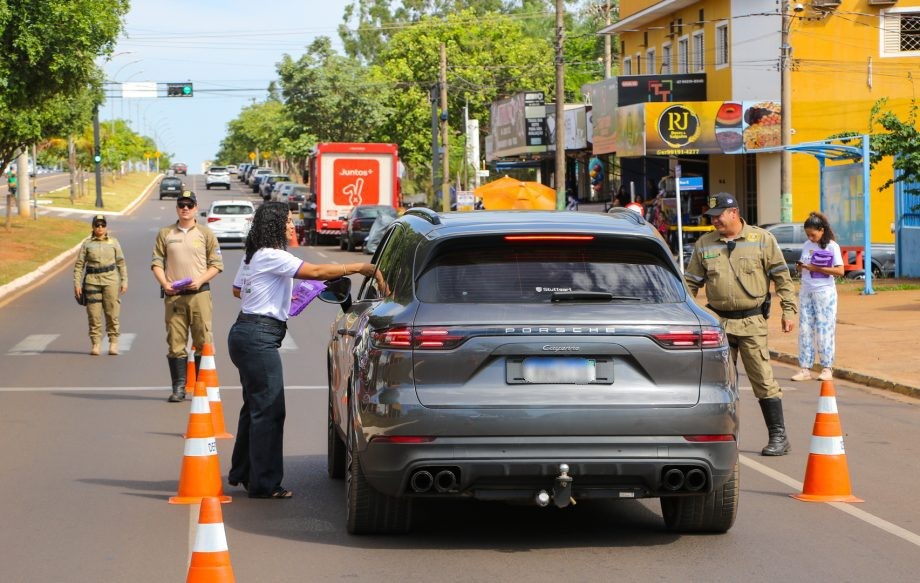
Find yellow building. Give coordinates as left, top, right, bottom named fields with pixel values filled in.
left=603, top=0, right=920, bottom=243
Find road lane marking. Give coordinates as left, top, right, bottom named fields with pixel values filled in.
left=8, top=334, right=59, bottom=355
left=740, top=455, right=920, bottom=548
left=0, top=385, right=326, bottom=392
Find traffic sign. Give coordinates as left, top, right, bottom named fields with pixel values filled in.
left=166, top=82, right=193, bottom=97
left=248, top=152, right=256, bottom=160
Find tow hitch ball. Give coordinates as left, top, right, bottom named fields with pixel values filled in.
left=535, top=464, right=576, bottom=509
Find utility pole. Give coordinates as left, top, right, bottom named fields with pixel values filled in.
left=68, top=137, right=77, bottom=204
left=554, top=0, right=566, bottom=209
left=440, top=43, right=450, bottom=213
left=430, top=84, right=440, bottom=199
left=780, top=1, right=793, bottom=223
left=16, top=149, right=30, bottom=217
left=93, top=106, right=104, bottom=208
left=604, top=0, right=612, bottom=78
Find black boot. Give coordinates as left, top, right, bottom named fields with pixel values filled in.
left=167, top=356, right=188, bottom=403
left=759, top=398, right=791, bottom=456
left=195, top=354, right=202, bottom=378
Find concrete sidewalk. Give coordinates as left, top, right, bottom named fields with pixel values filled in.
left=762, top=282, right=920, bottom=399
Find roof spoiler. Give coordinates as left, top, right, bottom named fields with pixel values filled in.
left=404, top=207, right=442, bottom=225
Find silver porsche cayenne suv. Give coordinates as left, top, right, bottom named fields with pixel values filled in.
left=326, top=208, right=739, bottom=534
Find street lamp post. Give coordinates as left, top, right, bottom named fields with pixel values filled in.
left=780, top=2, right=793, bottom=223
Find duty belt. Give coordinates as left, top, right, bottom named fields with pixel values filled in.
left=707, top=305, right=761, bottom=319
left=86, top=264, right=116, bottom=274
left=176, top=282, right=210, bottom=296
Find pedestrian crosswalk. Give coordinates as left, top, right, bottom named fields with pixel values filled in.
left=5, top=332, right=304, bottom=355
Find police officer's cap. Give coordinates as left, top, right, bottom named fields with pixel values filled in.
left=704, top=193, right=739, bottom=216
left=178, top=191, right=197, bottom=205
left=92, top=214, right=107, bottom=226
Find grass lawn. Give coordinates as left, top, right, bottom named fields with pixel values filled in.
left=1, top=172, right=156, bottom=287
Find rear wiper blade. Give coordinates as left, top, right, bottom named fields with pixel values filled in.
left=550, top=291, right=643, bottom=302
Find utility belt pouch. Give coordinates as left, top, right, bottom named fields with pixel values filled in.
left=760, top=291, right=772, bottom=320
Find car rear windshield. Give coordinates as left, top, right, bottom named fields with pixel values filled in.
left=416, top=239, right=683, bottom=304
left=356, top=206, right=396, bottom=219
left=162, top=178, right=181, bottom=186
left=212, top=205, right=253, bottom=216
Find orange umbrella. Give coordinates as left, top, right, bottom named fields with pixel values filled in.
left=474, top=176, right=558, bottom=210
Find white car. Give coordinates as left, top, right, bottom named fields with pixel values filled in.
left=206, top=166, right=231, bottom=190
left=201, top=200, right=254, bottom=246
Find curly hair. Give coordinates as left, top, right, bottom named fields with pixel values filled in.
left=244, top=201, right=289, bottom=263
left=803, top=211, right=836, bottom=248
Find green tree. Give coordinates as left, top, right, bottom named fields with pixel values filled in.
left=868, top=98, right=920, bottom=200
left=277, top=37, right=388, bottom=143
left=370, top=9, right=555, bottom=189
left=215, top=100, right=289, bottom=165
left=0, top=0, right=129, bottom=172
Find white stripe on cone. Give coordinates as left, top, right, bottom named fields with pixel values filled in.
left=184, top=437, right=218, bottom=457
left=809, top=435, right=846, bottom=456
left=190, top=395, right=210, bottom=414
left=207, top=386, right=221, bottom=401
left=199, top=355, right=216, bottom=369
left=817, top=396, right=838, bottom=414
left=193, top=522, right=229, bottom=552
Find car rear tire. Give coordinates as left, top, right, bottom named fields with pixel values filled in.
left=346, top=235, right=355, bottom=252
left=339, top=236, right=348, bottom=251
left=327, top=386, right=346, bottom=480
left=345, top=405, right=412, bottom=534
left=660, top=460, right=738, bottom=533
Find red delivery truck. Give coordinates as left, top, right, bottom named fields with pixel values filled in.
left=305, top=142, right=401, bottom=244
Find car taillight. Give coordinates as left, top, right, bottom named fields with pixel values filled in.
left=651, top=326, right=725, bottom=349
left=370, top=436, right=436, bottom=444
left=504, top=235, right=595, bottom=242
left=683, top=434, right=736, bottom=442
left=207, top=217, right=221, bottom=223
left=372, top=326, right=468, bottom=350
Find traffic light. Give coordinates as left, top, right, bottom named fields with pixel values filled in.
left=166, top=82, right=193, bottom=97
left=93, top=151, right=102, bottom=164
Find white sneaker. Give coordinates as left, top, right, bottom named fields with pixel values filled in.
left=818, top=368, right=833, bottom=381
left=791, top=368, right=812, bottom=381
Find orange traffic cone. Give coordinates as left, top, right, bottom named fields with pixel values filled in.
left=185, top=346, right=197, bottom=397
left=170, top=381, right=231, bottom=505
left=186, top=497, right=235, bottom=583
left=198, top=343, right=232, bottom=439
left=792, top=380, right=863, bottom=503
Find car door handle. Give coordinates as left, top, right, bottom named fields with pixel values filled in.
left=336, top=328, right=356, bottom=337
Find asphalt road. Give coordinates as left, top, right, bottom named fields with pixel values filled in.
left=1, top=176, right=918, bottom=582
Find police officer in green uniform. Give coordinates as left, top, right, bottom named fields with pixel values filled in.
left=73, top=215, right=128, bottom=355
left=151, top=191, right=223, bottom=402
left=685, top=193, right=797, bottom=456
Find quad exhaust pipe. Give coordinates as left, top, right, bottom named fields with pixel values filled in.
left=661, top=466, right=708, bottom=492
left=435, top=470, right=458, bottom=493
left=409, top=470, right=433, bottom=493
left=409, top=468, right=459, bottom=493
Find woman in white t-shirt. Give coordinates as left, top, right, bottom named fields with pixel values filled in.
left=227, top=201, right=380, bottom=499
left=792, top=211, right=845, bottom=382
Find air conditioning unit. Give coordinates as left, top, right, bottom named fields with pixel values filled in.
left=812, top=0, right=842, bottom=7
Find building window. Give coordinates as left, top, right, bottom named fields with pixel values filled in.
left=646, top=48, right=656, bottom=75
left=882, top=9, right=920, bottom=55
left=661, top=43, right=672, bottom=74
left=692, top=31, right=705, bottom=72
left=715, top=21, right=729, bottom=68
left=623, top=57, right=632, bottom=75
left=677, top=37, right=689, bottom=73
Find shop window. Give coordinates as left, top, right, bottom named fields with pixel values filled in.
left=715, top=21, right=729, bottom=68
left=882, top=10, right=920, bottom=55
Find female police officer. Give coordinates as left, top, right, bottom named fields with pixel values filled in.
left=74, top=215, right=128, bottom=355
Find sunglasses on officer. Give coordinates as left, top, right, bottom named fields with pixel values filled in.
left=177, top=201, right=196, bottom=209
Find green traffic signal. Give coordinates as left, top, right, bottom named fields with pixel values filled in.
left=93, top=153, right=102, bottom=163
left=166, top=82, right=193, bottom=97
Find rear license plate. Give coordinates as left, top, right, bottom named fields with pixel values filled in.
left=521, top=357, right=596, bottom=384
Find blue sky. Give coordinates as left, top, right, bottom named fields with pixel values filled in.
left=99, top=0, right=350, bottom=172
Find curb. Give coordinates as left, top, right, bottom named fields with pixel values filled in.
left=770, top=349, right=920, bottom=400
left=0, top=175, right=159, bottom=305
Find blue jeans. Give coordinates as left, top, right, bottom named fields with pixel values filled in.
left=227, top=313, right=287, bottom=496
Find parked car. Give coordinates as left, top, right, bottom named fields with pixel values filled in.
left=248, top=167, right=273, bottom=190
left=205, top=166, right=231, bottom=190
left=760, top=223, right=895, bottom=278
left=200, top=200, right=255, bottom=247
left=226, top=164, right=239, bottom=175
left=237, top=163, right=251, bottom=180
left=272, top=182, right=308, bottom=211
left=259, top=174, right=292, bottom=200
left=170, top=162, right=187, bottom=175
left=338, top=204, right=398, bottom=251
left=158, top=176, right=184, bottom=200
left=326, top=207, right=740, bottom=534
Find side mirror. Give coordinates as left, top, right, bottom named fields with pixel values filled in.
left=319, top=276, right=352, bottom=308
left=200, top=211, right=206, bottom=217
